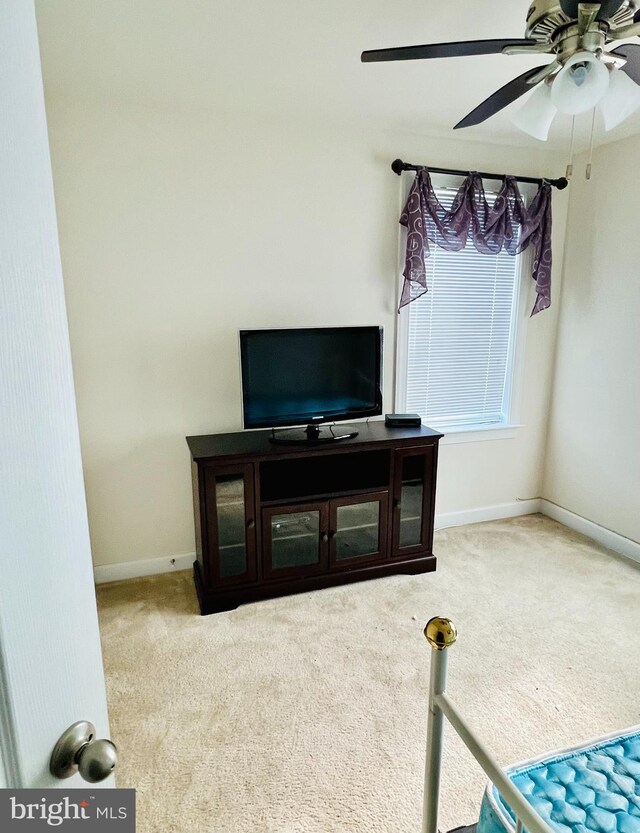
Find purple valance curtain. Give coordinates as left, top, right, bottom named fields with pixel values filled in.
left=399, top=168, right=553, bottom=316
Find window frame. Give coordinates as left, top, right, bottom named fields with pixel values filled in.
left=394, top=172, right=533, bottom=444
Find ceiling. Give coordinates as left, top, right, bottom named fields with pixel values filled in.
left=35, top=0, right=640, bottom=151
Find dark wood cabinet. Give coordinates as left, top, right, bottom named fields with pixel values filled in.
left=262, top=502, right=328, bottom=579
left=329, top=492, right=389, bottom=569
left=202, top=464, right=257, bottom=587
left=187, top=422, right=442, bottom=614
left=391, top=445, right=437, bottom=558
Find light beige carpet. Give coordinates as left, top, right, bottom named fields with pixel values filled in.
left=96, top=515, right=640, bottom=833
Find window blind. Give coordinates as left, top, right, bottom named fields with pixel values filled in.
left=405, top=188, right=520, bottom=430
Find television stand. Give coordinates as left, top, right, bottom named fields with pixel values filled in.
left=187, top=422, right=442, bottom=614
left=269, top=423, right=358, bottom=444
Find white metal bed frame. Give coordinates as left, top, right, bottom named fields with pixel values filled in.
left=422, top=617, right=556, bottom=833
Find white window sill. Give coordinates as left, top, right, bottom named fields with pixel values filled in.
left=433, top=424, right=524, bottom=445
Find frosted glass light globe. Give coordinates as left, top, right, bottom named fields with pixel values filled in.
left=511, top=83, right=557, bottom=141
left=551, top=51, right=610, bottom=115
left=599, top=69, right=640, bottom=130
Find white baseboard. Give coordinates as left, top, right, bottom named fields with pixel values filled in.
left=435, top=499, right=542, bottom=531
left=539, top=500, right=640, bottom=565
left=93, top=551, right=195, bottom=584
left=94, top=500, right=547, bottom=584
left=93, top=499, right=640, bottom=584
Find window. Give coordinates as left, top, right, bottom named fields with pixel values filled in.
left=396, top=183, right=529, bottom=437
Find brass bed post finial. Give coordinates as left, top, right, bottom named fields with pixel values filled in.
left=424, top=617, right=457, bottom=651
left=422, top=616, right=457, bottom=833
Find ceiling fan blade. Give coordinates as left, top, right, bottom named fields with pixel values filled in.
left=361, top=38, right=536, bottom=63
left=559, top=0, right=626, bottom=18
left=453, top=65, right=549, bottom=129
left=611, top=43, right=640, bottom=84
left=598, top=0, right=627, bottom=17
left=558, top=1, right=582, bottom=18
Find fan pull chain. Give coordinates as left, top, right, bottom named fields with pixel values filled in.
left=566, top=116, right=575, bottom=180
left=586, top=108, right=596, bottom=180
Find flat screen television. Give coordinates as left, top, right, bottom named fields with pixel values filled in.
left=239, top=326, right=383, bottom=444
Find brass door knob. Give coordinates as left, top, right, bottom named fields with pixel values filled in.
left=50, top=721, right=117, bottom=783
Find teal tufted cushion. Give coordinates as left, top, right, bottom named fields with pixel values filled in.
left=478, top=729, right=640, bottom=833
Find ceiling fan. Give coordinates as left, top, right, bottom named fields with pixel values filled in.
left=361, top=0, right=640, bottom=139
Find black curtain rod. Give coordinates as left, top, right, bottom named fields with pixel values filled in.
left=391, top=158, right=568, bottom=190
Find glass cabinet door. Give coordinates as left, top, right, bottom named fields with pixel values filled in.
left=263, top=503, right=328, bottom=578
left=204, top=464, right=257, bottom=586
left=329, top=492, right=388, bottom=567
left=392, top=447, right=435, bottom=557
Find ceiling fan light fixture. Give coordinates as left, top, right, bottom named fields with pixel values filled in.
left=599, top=68, right=640, bottom=129
left=551, top=51, right=610, bottom=114
left=511, top=82, right=557, bottom=141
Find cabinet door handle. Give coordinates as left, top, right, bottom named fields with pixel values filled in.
left=393, top=499, right=401, bottom=509
left=247, top=518, right=255, bottom=529
left=329, top=530, right=336, bottom=540
left=321, top=532, right=328, bottom=542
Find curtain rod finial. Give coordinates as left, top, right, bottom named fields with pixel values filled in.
left=554, top=177, right=569, bottom=190
left=391, top=158, right=405, bottom=176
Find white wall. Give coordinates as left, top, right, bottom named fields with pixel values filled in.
left=42, top=95, right=568, bottom=569
left=543, top=136, right=640, bottom=544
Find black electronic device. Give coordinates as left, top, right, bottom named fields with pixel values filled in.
left=239, top=326, right=383, bottom=444
left=385, top=413, right=422, bottom=428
